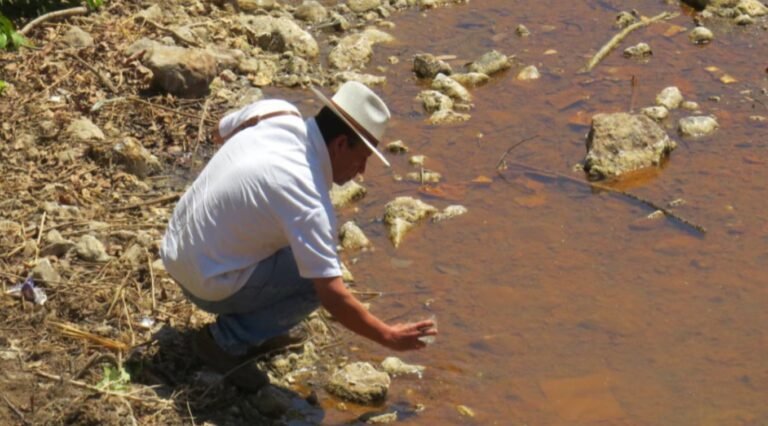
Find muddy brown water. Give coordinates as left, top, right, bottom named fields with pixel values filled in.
left=214, top=1, right=767, bottom=424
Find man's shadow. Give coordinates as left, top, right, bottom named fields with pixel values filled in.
left=126, top=324, right=325, bottom=425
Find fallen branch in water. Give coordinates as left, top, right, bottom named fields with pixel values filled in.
left=495, top=135, right=538, bottom=171
left=502, top=161, right=706, bottom=234
left=580, top=11, right=678, bottom=73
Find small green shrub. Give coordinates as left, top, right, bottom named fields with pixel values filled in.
left=0, top=13, right=29, bottom=50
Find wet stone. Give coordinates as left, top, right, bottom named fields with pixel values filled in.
left=363, top=411, right=398, bottom=424
left=380, top=356, right=426, bottom=377
left=385, top=140, right=409, bottom=153
left=326, top=362, right=391, bottom=404
left=429, top=109, right=471, bottom=125
left=330, top=181, right=367, bottom=208
left=405, top=169, right=442, bottom=183
left=689, top=26, right=714, bottom=44
left=449, top=72, right=489, bottom=88
left=418, top=90, right=454, bottom=113
left=431, top=73, right=471, bottom=102
left=467, top=50, right=512, bottom=75
left=383, top=196, right=437, bottom=248
left=516, top=65, right=540, bottom=80
left=584, top=113, right=677, bottom=180
left=655, top=86, right=684, bottom=110
left=615, top=11, right=637, bottom=29
left=681, top=100, right=700, bottom=111
left=641, top=106, right=669, bottom=121
left=334, top=71, right=386, bottom=86
left=432, top=205, right=468, bottom=223
left=515, top=24, right=531, bottom=36
left=623, top=42, right=652, bottom=58
left=413, top=53, right=452, bottom=79
left=340, top=221, right=371, bottom=251
left=294, top=0, right=328, bottom=23
left=734, top=14, right=755, bottom=24
left=679, top=115, right=719, bottom=137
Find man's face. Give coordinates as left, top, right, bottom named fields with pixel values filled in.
left=329, top=135, right=373, bottom=185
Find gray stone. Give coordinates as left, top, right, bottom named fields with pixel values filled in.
left=449, top=72, right=489, bottom=87
left=326, top=362, right=391, bottom=404
left=120, top=244, right=145, bottom=267
left=583, top=113, right=677, bottom=180
left=623, top=42, right=652, bottom=58
left=66, top=118, right=105, bottom=142
left=431, top=73, right=471, bottom=102
left=240, top=15, right=319, bottom=59
left=655, top=86, right=684, bottom=110
left=467, top=50, right=511, bottom=75
left=41, top=229, right=75, bottom=257
left=383, top=197, right=437, bottom=248
left=328, top=31, right=389, bottom=70
left=678, top=115, right=719, bottom=137
left=144, top=46, right=218, bottom=98
left=689, top=26, right=714, bottom=44
left=429, top=109, right=470, bottom=125
left=32, top=259, right=61, bottom=285
left=413, top=53, right=452, bottom=79
left=340, top=221, right=371, bottom=251
left=515, top=24, right=531, bottom=36
left=334, top=71, right=387, bottom=86
left=294, top=0, right=328, bottom=23
left=75, top=235, right=111, bottom=262
left=113, top=137, right=161, bottom=178
left=60, top=26, right=93, bottom=49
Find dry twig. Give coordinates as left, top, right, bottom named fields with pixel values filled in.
left=134, top=16, right=204, bottom=48
left=49, top=321, right=129, bottom=352
left=34, top=370, right=171, bottom=406
left=1, top=393, right=29, bottom=425
left=65, top=51, right=118, bottom=93
left=110, top=193, right=181, bottom=212
left=20, top=6, right=89, bottom=36
left=581, top=11, right=677, bottom=73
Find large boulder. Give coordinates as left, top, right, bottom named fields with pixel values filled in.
left=583, top=113, right=677, bottom=180
left=239, top=15, right=319, bottom=59
left=143, top=45, right=218, bottom=98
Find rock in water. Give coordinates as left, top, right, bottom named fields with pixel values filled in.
left=326, top=362, right=391, bottom=404
left=679, top=116, right=719, bottom=137
left=383, top=197, right=437, bottom=248
left=583, top=113, right=677, bottom=180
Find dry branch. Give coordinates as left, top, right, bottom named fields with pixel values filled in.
left=20, top=7, right=89, bottom=36
left=34, top=370, right=171, bottom=406
left=580, top=11, right=677, bottom=73
left=134, top=16, right=204, bottom=48
left=65, top=51, right=118, bottom=93
left=49, top=321, right=130, bottom=352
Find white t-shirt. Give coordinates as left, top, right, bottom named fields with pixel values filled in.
left=160, top=99, right=341, bottom=301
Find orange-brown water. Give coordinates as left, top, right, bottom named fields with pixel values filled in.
left=272, top=1, right=768, bottom=424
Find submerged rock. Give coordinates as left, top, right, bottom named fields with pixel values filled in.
left=431, top=73, right=471, bottom=103
left=330, top=181, right=367, bottom=208
left=689, top=26, right=714, bottom=44
left=326, top=362, right=391, bottom=404
left=449, top=72, right=489, bottom=87
left=623, top=42, right=652, bottom=58
left=583, top=113, right=677, bottom=180
left=679, top=115, right=719, bottom=137
left=516, top=65, right=540, bottom=80
left=340, top=221, right=371, bottom=251
left=467, top=50, right=512, bottom=75
left=381, top=356, right=426, bottom=377
left=405, top=169, right=442, bottom=183
left=413, top=53, right=453, bottom=79
left=641, top=106, right=670, bottom=121
left=429, top=109, right=471, bottom=125
left=383, top=197, right=437, bottom=248
left=418, top=90, right=454, bottom=113
left=432, top=205, right=468, bottom=223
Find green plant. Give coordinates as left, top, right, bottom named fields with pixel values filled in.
left=96, top=364, right=132, bottom=391
left=85, top=0, right=103, bottom=9
left=0, top=80, right=7, bottom=94
left=0, top=13, right=29, bottom=50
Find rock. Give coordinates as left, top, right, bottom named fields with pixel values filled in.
left=66, top=118, right=105, bottom=142
left=113, top=137, right=161, bottom=178
left=583, top=113, right=677, bottom=180
left=60, top=26, right=94, bottom=49
left=239, top=15, right=319, bottom=59
left=340, top=221, right=371, bottom=251
left=681, top=101, right=700, bottom=110
left=329, top=33, right=374, bottom=70
left=655, top=86, right=684, bottom=110
left=238, top=57, right=278, bottom=87
left=641, top=106, right=669, bottom=121
left=123, top=37, right=160, bottom=58
left=678, top=115, right=719, bottom=137
left=413, top=53, right=452, bottom=79
left=348, top=0, right=381, bottom=13
left=41, top=230, right=76, bottom=257
left=689, top=26, right=714, bottom=44
left=734, top=13, right=755, bottom=24
left=380, top=356, right=426, bottom=377
left=431, top=73, right=471, bottom=102
left=432, top=205, right=468, bottom=223
left=467, top=50, right=511, bottom=75
left=682, top=0, right=709, bottom=10
left=144, top=46, right=218, bottom=98
left=330, top=181, right=367, bottom=208
left=516, top=65, right=540, bottom=80
left=385, top=140, right=409, bottom=153
left=383, top=196, right=437, bottom=248
left=409, top=155, right=426, bottom=166
left=75, top=235, right=111, bottom=262
left=135, top=4, right=164, bottom=21
left=295, top=0, right=328, bottom=23
left=360, top=28, right=395, bottom=44
left=32, top=259, right=61, bottom=285
left=615, top=11, right=637, bottom=28
left=42, top=202, right=81, bottom=220
left=449, top=72, right=489, bottom=87
left=120, top=244, right=145, bottom=267
left=334, top=71, right=387, bottom=86
left=237, top=0, right=278, bottom=13
left=341, top=261, right=355, bottom=282
left=429, top=109, right=471, bottom=125
left=405, top=169, right=442, bottom=183
left=623, top=42, right=652, bottom=58
left=418, top=90, right=454, bottom=113
left=515, top=24, right=531, bottom=36
left=326, top=362, right=391, bottom=404
left=362, top=411, right=398, bottom=424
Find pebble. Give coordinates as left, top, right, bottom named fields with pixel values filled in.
left=689, top=26, right=714, bottom=44
left=623, top=42, right=652, bottom=58
left=734, top=14, right=755, bottom=25
left=515, top=24, right=530, bottom=37
left=656, top=86, right=684, bottom=110
left=516, top=65, right=540, bottom=81
left=641, top=106, right=670, bottom=121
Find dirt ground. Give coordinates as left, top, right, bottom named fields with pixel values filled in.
left=0, top=0, right=451, bottom=424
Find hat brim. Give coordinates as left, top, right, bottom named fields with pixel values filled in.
left=310, top=85, right=391, bottom=168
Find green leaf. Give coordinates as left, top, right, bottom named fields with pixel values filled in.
left=0, top=33, right=7, bottom=50
left=96, top=364, right=131, bottom=391
left=10, top=32, right=29, bottom=48
left=0, top=81, right=7, bottom=94
left=0, top=15, right=13, bottom=34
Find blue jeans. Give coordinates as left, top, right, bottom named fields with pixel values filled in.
left=184, top=247, right=320, bottom=355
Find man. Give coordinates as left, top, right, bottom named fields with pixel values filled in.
left=161, top=81, right=437, bottom=392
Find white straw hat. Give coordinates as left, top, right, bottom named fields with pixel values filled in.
left=310, top=82, right=391, bottom=167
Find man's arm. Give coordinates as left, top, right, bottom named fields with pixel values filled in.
left=313, top=276, right=436, bottom=351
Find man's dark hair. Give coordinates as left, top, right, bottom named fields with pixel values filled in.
left=315, top=106, right=360, bottom=147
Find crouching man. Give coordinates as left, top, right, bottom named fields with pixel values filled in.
left=160, top=82, right=437, bottom=392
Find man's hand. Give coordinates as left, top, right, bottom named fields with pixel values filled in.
left=381, top=320, right=437, bottom=351
left=313, top=276, right=438, bottom=351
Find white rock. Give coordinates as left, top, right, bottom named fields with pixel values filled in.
left=516, top=65, right=540, bottom=81
left=679, top=115, right=719, bottom=137
left=339, top=221, right=371, bottom=251
left=641, top=106, right=670, bottom=121
left=432, top=205, right=468, bottom=223
left=689, top=26, right=713, bottom=44
left=381, top=357, right=426, bottom=377
left=656, top=86, right=684, bottom=110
